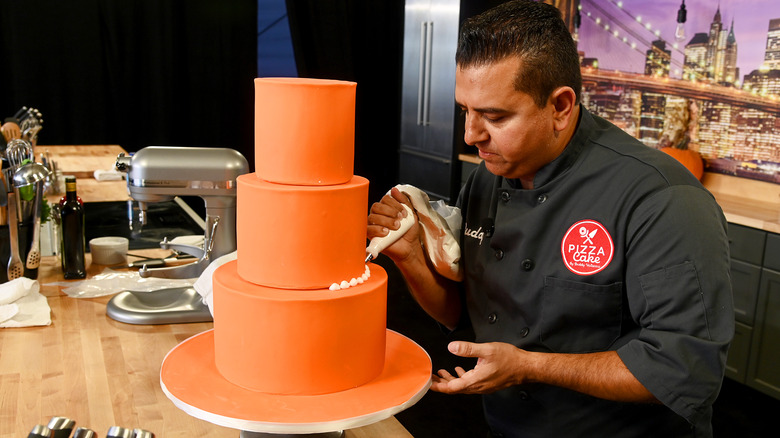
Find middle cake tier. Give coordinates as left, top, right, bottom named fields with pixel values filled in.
left=237, top=173, right=369, bottom=289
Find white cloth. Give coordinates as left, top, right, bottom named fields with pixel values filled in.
left=394, top=184, right=462, bottom=281
left=0, top=277, right=51, bottom=327
left=193, top=251, right=237, bottom=316
left=93, top=169, right=124, bottom=181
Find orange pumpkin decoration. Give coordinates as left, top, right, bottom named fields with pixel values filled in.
left=661, top=146, right=704, bottom=180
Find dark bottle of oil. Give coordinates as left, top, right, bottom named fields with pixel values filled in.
left=60, top=176, right=86, bottom=279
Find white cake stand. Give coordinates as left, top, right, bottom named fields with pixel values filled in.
left=160, top=329, right=432, bottom=437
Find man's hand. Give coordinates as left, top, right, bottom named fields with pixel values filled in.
left=432, top=340, right=658, bottom=403
left=367, top=186, right=462, bottom=329
left=431, top=341, right=525, bottom=394
left=367, top=187, right=421, bottom=264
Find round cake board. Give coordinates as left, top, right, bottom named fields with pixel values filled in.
left=160, top=329, right=432, bottom=435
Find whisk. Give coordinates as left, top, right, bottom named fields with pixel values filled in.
left=5, top=139, right=34, bottom=169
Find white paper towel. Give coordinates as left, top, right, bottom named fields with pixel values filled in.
left=0, top=277, right=51, bottom=327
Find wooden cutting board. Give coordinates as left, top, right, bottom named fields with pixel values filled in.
left=34, top=144, right=126, bottom=178
left=35, top=145, right=131, bottom=204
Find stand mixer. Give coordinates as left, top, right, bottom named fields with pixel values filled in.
left=106, top=146, right=249, bottom=325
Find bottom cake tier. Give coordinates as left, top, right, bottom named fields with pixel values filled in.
left=213, top=260, right=388, bottom=395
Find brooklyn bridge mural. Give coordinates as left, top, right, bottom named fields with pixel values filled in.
left=577, top=0, right=780, bottom=183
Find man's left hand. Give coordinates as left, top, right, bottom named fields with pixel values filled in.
left=431, top=341, right=526, bottom=394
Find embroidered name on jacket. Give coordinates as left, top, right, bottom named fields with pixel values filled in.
left=464, top=225, right=485, bottom=245
left=561, top=219, right=614, bottom=275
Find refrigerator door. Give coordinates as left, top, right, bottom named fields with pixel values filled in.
left=400, top=0, right=430, bottom=150
left=399, top=0, right=460, bottom=201
left=424, top=0, right=458, bottom=157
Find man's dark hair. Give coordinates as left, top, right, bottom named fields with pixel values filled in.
left=456, top=0, right=582, bottom=107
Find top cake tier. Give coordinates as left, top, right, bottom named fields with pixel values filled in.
left=254, top=78, right=357, bottom=186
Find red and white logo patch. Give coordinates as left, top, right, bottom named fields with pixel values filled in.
left=561, top=220, right=614, bottom=276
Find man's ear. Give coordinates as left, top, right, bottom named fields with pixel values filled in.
left=550, top=86, right=577, bottom=132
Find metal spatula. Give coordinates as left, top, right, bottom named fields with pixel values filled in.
left=25, top=181, right=43, bottom=270
left=7, top=192, right=24, bottom=280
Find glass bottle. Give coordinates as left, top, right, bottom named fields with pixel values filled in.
left=59, top=176, right=86, bottom=279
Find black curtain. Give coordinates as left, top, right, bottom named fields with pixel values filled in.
left=0, top=0, right=257, bottom=166
left=285, top=0, right=404, bottom=202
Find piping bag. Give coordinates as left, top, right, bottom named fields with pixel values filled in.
left=365, top=184, right=462, bottom=281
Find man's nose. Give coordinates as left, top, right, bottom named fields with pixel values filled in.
left=463, top=114, right=488, bottom=145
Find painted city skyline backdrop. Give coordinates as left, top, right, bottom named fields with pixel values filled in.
left=578, top=0, right=780, bottom=81
left=577, top=0, right=780, bottom=183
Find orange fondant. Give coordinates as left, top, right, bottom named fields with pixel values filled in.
left=236, top=173, right=368, bottom=290
left=254, top=78, right=356, bottom=185
left=214, top=260, right=388, bottom=395
left=162, top=77, right=431, bottom=425
left=161, top=329, right=431, bottom=429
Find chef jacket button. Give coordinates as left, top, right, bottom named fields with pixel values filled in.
left=488, top=312, right=498, bottom=324
left=537, top=194, right=548, bottom=204
left=518, top=390, right=530, bottom=400
left=520, top=327, right=530, bottom=337
left=521, top=258, right=534, bottom=271
left=500, top=190, right=511, bottom=203
left=495, top=249, right=504, bottom=260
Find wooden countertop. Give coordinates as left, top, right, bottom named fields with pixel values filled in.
left=1, top=145, right=414, bottom=437
left=460, top=153, right=780, bottom=234
left=701, top=172, right=780, bottom=234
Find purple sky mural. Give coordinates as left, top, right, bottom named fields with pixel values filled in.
left=577, top=0, right=780, bottom=80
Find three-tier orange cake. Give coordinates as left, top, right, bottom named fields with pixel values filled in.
left=160, top=77, right=431, bottom=433
left=215, top=78, right=387, bottom=395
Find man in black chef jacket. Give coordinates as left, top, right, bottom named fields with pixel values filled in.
left=368, top=1, right=733, bottom=437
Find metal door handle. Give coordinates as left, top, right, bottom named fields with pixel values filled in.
left=423, top=21, right=433, bottom=126
left=417, top=21, right=434, bottom=126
